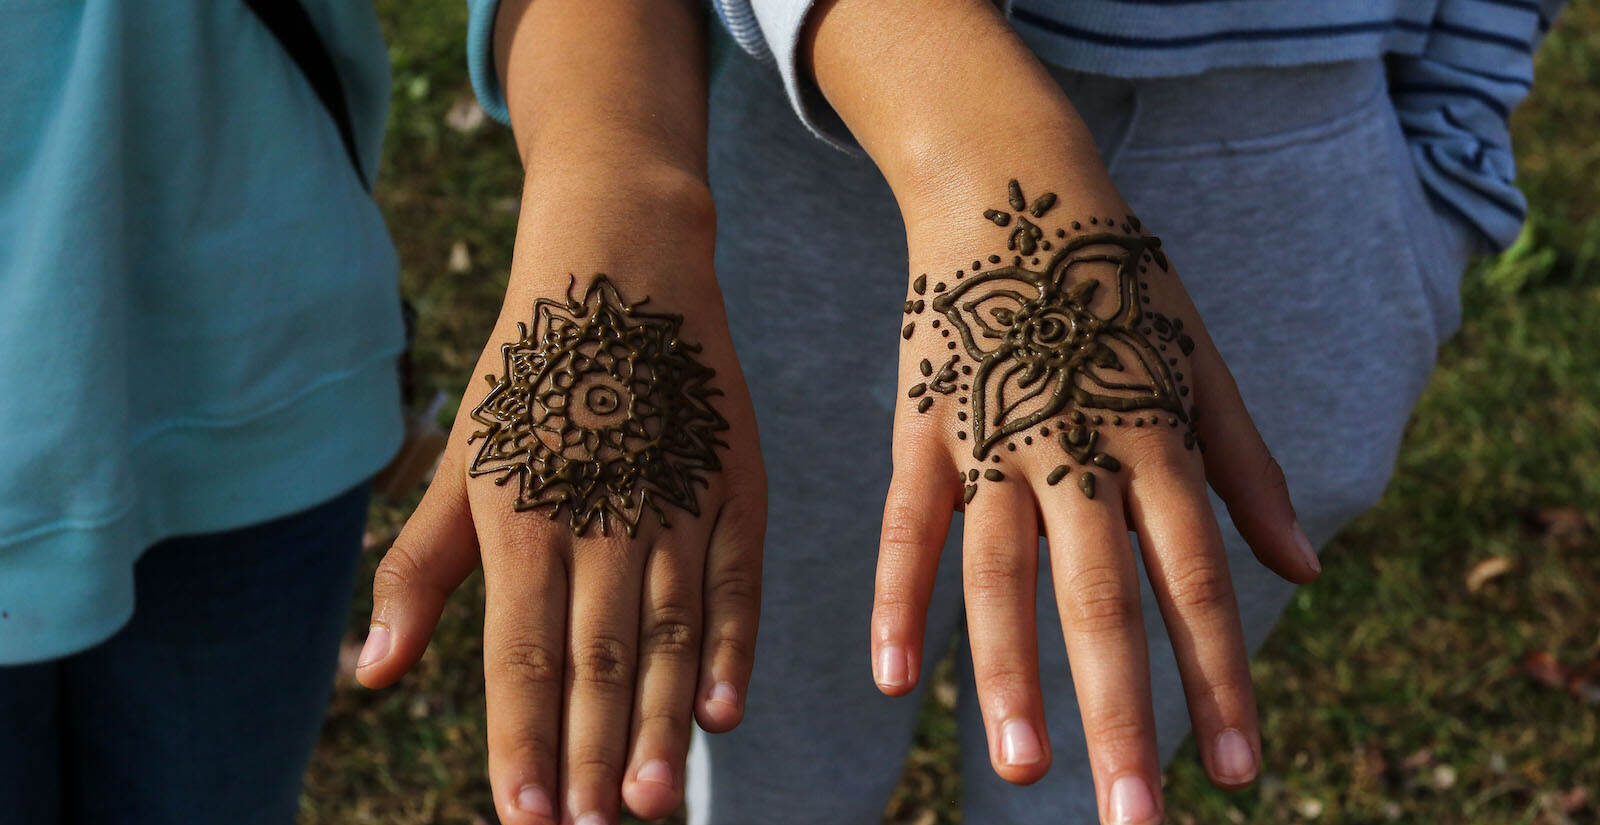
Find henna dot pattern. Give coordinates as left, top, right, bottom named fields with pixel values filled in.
left=903, top=180, right=1203, bottom=500
left=467, top=276, right=728, bottom=537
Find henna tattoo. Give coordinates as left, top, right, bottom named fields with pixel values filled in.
left=467, top=275, right=728, bottom=536
left=903, top=181, right=1199, bottom=501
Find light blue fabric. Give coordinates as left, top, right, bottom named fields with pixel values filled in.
left=0, top=3, right=405, bottom=664
left=467, top=0, right=512, bottom=125
left=697, top=0, right=1565, bottom=253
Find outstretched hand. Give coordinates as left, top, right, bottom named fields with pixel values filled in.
left=872, top=179, right=1320, bottom=822
left=356, top=176, right=766, bottom=825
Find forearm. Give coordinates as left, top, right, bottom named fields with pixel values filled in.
left=494, top=0, right=709, bottom=183
left=487, top=0, right=716, bottom=296
left=802, top=0, right=1122, bottom=229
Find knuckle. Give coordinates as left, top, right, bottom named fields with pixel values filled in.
left=707, top=561, right=760, bottom=609
left=720, top=463, right=769, bottom=506
left=570, top=634, right=635, bottom=688
left=635, top=707, right=692, bottom=740
left=966, top=554, right=1028, bottom=598
left=1136, top=443, right=1197, bottom=479
left=1200, top=673, right=1256, bottom=709
left=1164, top=561, right=1236, bottom=614
left=711, top=494, right=767, bottom=553
left=1260, top=452, right=1291, bottom=495
left=372, top=543, right=429, bottom=601
left=489, top=639, right=562, bottom=688
left=880, top=506, right=935, bottom=555
left=643, top=614, right=700, bottom=659
left=1084, top=709, right=1150, bottom=753
left=1067, top=565, right=1140, bottom=633
left=497, top=731, right=558, bottom=769
left=564, top=745, right=623, bottom=783
left=891, top=412, right=945, bottom=455
left=707, top=632, right=754, bottom=667
left=873, top=592, right=917, bottom=623
left=976, top=664, right=1034, bottom=698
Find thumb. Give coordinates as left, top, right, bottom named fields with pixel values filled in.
left=356, top=451, right=481, bottom=688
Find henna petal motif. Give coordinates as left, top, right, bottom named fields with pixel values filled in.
left=933, top=267, right=1045, bottom=359
left=1071, top=328, right=1185, bottom=418
left=972, top=356, right=1072, bottom=458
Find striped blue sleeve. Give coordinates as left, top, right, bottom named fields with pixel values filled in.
left=1387, top=0, right=1566, bottom=251
left=466, top=0, right=510, bottom=125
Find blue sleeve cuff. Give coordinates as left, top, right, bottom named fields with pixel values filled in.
left=466, top=0, right=511, bottom=126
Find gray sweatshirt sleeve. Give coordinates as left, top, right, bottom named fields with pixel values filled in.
left=710, top=0, right=857, bottom=151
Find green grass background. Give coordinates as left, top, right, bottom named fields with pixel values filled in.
left=300, top=4, right=1600, bottom=823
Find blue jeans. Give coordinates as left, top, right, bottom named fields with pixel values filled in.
left=0, top=483, right=370, bottom=825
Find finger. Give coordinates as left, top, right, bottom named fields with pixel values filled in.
left=1187, top=334, right=1320, bottom=583
left=359, top=453, right=480, bottom=688
left=1127, top=459, right=1261, bottom=790
left=963, top=474, right=1051, bottom=786
left=622, top=537, right=704, bottom=820
left=482, top=537, right=568, bottom=825
left=695, top=491, right=764, bottom=733
left=1039, top=479, right=1163, bottom=825
left=561, top=539, right=642, bottom=825
left=873, top=446, right=958, bottom=696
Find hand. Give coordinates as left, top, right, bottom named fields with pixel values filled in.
left=872, top=178, right=1320, bottom=821
left=804, top=2, right=1318, bottom=820
left=356, top=172, right=766, bottom=825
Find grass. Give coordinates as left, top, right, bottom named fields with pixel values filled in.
left=300, top=3, right=1600, bottom=823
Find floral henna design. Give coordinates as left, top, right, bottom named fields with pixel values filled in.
left=467, top=275, right=728, bottom=536
left=905, top=181, right=1199, bottom=501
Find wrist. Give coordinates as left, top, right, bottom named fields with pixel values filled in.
left=804, top=0, right=1122, bottom=224
left=495, top=0, right=708, bottom=178
left=519, top=159, right=715, bottom=237
left=505, top=160, right=718, bottom=296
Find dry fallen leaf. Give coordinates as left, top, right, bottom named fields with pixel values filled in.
left=1401, top=748, right=1436, bottom=771
left=1524, top=650, right=1568, bottom=689
left=1534, top=506, right=1591, bottom=546
left=1466, top=555, right=1514, bottom=592
left=445, top=96, right=487, bottom=133
left=449, top=240, right=472, bottom=273
left=1558, top=786, right=1591, bottom=814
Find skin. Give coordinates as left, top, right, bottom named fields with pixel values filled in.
left=805, top=1, right=1323, bottom=822
left=354, top=2, right=768, bottom=824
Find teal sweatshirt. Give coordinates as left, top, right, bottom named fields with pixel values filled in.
left=0, top=3, right=405, bottom=664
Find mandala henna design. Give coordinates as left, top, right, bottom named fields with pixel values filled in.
left=903, top=180, right=1199, bottom=500
left=467, top=275, right=728, bottom=536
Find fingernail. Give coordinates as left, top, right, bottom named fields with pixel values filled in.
left=636, top=758, right=673, bottom=787
left=1213, top=728, right=1257, bottom=782
left=709, top=681, right=739, bottom=708
left=1109, top=774, right=1158, bottom=824
left=1000, top=718, right=1044, bottom=766
left=1291, top=521, right=1320, bottom=573
left=877, top=645, right=909, bottom=688
left=357, top=626, right=390, bottom=669
left=513, top=784, right=552, bottom=816
left=574, top=814, right=608, bottom=825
